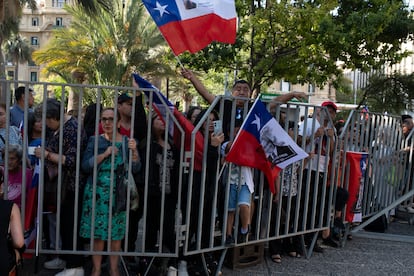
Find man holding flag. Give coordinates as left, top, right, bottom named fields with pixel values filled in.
left=181, top=68, right=308, bottom=141
left=298, top=101, right=339, bottom=251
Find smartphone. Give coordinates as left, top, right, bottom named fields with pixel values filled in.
left=28, top=146, right=36, bottom=155
left=213, top=120, right=222, bottom=135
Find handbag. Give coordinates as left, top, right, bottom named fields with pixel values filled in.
left=7, top=238, right=24, bottom=276
left=7, top=212, right=25, bottom=276
left=114, top=137, right=139, bottom=213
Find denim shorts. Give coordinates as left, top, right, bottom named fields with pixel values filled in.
left=228, top=184, right=252, bottom=211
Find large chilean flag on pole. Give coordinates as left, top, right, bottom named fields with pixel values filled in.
left=142, top=0, right=237, bottom=55
left=226, top=99, right=308, bottom=194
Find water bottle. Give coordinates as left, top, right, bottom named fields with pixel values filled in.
left=177, top=260, right=189, bottom=276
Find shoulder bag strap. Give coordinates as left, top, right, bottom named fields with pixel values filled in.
left=122, top=136, right=128, bottom=172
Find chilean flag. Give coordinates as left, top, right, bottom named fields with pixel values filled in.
left=142, top=0, right=237, bottom=55
left=226, top=99, right=308, bottom=194
left=132, top=73, right=205, bottom=170
left=345, top=151, right=368, bottom=223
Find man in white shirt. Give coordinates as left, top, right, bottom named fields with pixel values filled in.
left=298, top=101, right=338, bottom=252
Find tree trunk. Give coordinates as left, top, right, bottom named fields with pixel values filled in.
left=14, top=60, right=18, bottom=90
left=0, top=37, right=6, bottom=103
left=69, top=70, right=86, bottom=118
left=67, top=89, right=80, bottom=117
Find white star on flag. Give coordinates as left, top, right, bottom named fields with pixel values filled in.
left=252, top=114, right=261, bottom=131
left=154, top=1, right=169, bottom=17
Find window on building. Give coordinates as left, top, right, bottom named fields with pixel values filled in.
left=308, top=83, right=315, bottom=95
left=56, top=0, right=66, bottom=8
left=32, top=17, right=39, bottom=26
left=56, top=17, right=63, bottom=26
left=30, top=72, right=38, bottom=82
left=31, top=37, right=39, bottom=46
left=7, top=71, right=14, bottom=78
left=280, top=80, right=291, bottom=92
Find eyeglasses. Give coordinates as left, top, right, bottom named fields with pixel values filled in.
left=101, top=117, right=114, bottom=123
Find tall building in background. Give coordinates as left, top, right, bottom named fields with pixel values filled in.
left=5, top=0, right=73, bottom=82
left=267, top=79, right=336, bottom=106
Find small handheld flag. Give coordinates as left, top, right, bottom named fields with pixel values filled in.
left=226, top=99, right=308, bottom=194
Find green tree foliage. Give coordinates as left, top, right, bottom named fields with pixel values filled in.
left=326, top=0, right=414, bottom=71
left=360, top=72, right=414, bottom=114
left=181, top=0, right=414, bottom=96
left=0, top=0, right=36, bottom=81
left=4, top=34, right=32, bottom=85
left=33, top=0, right=172, bottom=91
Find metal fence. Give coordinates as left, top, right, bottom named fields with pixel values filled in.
left=334, top=110, right=414, bottom=233
left=1, top=80, right=413, bottom=274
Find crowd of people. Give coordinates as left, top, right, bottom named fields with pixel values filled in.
left=1, top=71, right=412, bottom=276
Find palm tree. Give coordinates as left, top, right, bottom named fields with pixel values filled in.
left=72, top=0, right=113, bottom=15
left=33, top=0, right=172, bottom=105
left=4, top=34, right=33, bottom=87
left=0, top=0, right=37, bottom=100
left=0, top=0, right=21, bottom=81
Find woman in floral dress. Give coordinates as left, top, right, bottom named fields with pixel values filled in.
left=80, top=108, right=140, bottom=276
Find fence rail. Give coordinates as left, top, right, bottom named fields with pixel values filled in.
left=1, top=80, right=413, bottom=274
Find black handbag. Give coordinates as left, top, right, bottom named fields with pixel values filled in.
left=113, top=137, right=139, bottom=213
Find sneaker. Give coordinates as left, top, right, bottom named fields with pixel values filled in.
left=397, top=205, right=407, bottom=212
left=238, top=225, right=250, bottom=243
left=225, top=235, right=235, bottom=245
left=44, top=257, right=66, bottom=270
left=238, top=232, right=248, bottom=243
left=167, top=266, right=178, bottom=276
left=406, top=206, right=414, bottom=213
left=322, top=237, right=339, bottom=248
left=55, top=267, right=84, bottom=276
left=313, top=243, right=324, bottom=253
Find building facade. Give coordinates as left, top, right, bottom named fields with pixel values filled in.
left=5, top=0, right=73, bottom=82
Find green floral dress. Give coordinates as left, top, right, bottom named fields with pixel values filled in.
left=80, top=142, right=125, bottom=240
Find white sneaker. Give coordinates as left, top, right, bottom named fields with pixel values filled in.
left=44, top=257, right=66, bottom=269
left=55, top=267, right=84, bottom=276
left=167, top=266, right=178, bottom=276
left=397, top=205, right=407, bottom=212
left=406, top=206, right=414, bottom=213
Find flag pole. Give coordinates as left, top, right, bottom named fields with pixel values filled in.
left=227, top=97, right=261, bottom=152
left=175, top=55, right=184, bottom=69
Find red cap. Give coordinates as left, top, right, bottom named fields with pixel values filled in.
left=321, top=101, right=337, bottom=111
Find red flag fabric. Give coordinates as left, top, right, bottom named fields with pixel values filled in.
left=133, top=73, right=204, bottom=170
left=173, top=108, right=204, bottom=171
left=142, top=0, right=237, bottom=55
left=226, top=99, right=308, bottom=194
left=345, top=151, right=368, bottom=223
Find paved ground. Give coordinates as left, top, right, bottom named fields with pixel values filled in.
left=21, top=216, right=414, bottom=275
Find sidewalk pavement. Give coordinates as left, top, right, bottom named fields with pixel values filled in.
left=21, top=217, right=414, bottom=275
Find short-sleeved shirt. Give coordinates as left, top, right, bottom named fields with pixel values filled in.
left=45, top=117, right=86, bottom=194
left=214, top=99, right=252, bottom=141
left=298, top=117, right=329, bottom=172
left=0, top=126, right=22, bottom=165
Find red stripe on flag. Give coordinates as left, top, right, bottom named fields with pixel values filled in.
left=159, top=14, right=236, bottom=55
left=345, top=152, right=365, bottom=223
left=173, top=109, right=204, bottom=171
left=226, top=130, right=280, bottom=194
